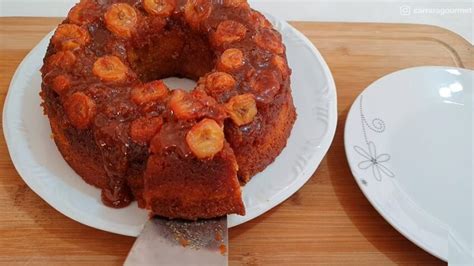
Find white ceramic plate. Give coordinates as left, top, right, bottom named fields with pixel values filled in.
left=345, top=66, right=473, bottom=262
left=3, top=15, right=337, bottom=236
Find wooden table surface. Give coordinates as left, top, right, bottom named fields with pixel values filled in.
left=1, top=17, right=472, bottom=265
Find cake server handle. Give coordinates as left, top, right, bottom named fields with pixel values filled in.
left=124, top=216, right=228, bottom=266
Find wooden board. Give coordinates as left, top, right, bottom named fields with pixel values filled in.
left=0, top=17, right=472, bottom=265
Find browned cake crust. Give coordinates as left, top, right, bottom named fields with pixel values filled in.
left=225, top=88, right=296, bottom=183
left=40, top=0, right=296, bottom=219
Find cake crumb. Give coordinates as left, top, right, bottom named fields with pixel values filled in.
left=219, top=244, right=227, bottom=255
left=179, top=237, right=189, bottom=247
left=215, top=232, right=222, bottom=241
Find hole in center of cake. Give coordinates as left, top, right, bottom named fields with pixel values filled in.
left=127, top=25, right=215, bottom=86
left=161, top=77, right=197, bottom=92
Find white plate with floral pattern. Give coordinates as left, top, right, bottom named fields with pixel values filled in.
left=2, top=14, right=337, bottom=236
left=344, top=66, right=473, bottom=263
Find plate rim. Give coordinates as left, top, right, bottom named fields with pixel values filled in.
left=3, top=15, right=338, bottom=236
left=344, top=65, right=473, bottom=262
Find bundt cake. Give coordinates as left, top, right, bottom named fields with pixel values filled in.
left=40, top=0, right=296, bottom=220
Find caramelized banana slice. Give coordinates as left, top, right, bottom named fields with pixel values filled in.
left=272, top=55, right=290, bottom=79
left=68, top=0, right=97, bottom=25
left=130, top=116, right=163, bottom=144
left=186, top=118, right=224, bottom=159
left=225, top=93, right=257, bottom=126
left=93, top=55, right=129, bottom=82
left=168, top=89, right=203, bottom=120
left=104, top=3, right=138, bottom=38
left=64, top=92, right=96, bottom=129
left=205, top=72, right=236, bottom=96
left=143, top=0, right=176, bottom=17
left=51, top=75, right=71, bottom=94
left=251, top=70, right=280, bottom=104
left=131, top=80, right=169, bottom=105
left=52, top=24, right=90, bottom=50
left=249, top=10, right=272, bottom=29
left=47, top=51, right=77, bottom=70
left=184, top=0, right=212, bottom=30
left=213, top=20, right=247, bottom=46
left=218, top=48, right=244, bottom=72
left=223, top=0, right=249, bottom=8
left=255, top=28, right=284, bottom=54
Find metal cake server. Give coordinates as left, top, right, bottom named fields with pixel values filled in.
left=124, top=216, right=228, bottom=266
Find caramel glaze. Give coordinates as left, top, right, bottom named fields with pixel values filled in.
left=41, top=0, right=296, bottom=216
